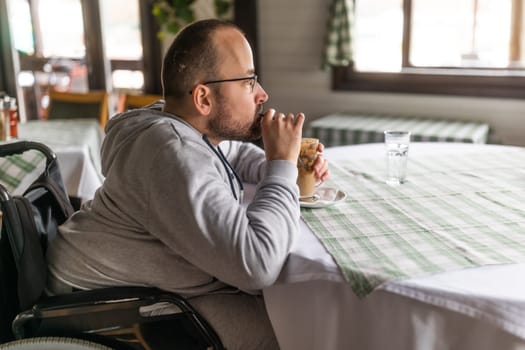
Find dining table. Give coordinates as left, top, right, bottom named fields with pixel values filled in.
left=259, top=142, right=525, bottom=350
left=0, top=119, right=103, bottom=201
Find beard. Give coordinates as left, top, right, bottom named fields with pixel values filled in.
left=207, top=93, right=263, bottom=142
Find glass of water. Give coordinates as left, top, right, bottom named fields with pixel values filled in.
left=384, top=131, right=411, bottom=185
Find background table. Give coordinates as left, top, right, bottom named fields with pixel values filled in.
left=19, top=119, right=103, bottom=173
left=307, top=113, right=490, bottom=146
left=0, top=119, right=103, bottom=201
left=261, top=143, right=525, bottom=350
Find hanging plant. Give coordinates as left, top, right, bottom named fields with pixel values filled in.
left=152, top=0, right=233, bottom=40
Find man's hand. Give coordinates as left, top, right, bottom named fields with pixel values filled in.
left=313, top=142, right=329, bottom=182
left=261, top=109, right=305, bottom=164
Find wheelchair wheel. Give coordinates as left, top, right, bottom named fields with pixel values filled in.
left=0, top=337, right=114, bottom=350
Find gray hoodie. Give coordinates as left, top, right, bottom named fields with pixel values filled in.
left=46, top=106, right=300, bottom=296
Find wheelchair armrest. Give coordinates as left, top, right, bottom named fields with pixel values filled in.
left=13, top=286, right=225, bottom=350
left=34, top=286, right=174, bottom=311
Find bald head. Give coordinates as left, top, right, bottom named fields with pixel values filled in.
left=161, top=19, right=244, bottom=101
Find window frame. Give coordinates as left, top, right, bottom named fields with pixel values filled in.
left=334, top=0, right=525, bottom=99
left=2, top=0, right=256, bottom=96
left=11, top=0, right=161, bottom=93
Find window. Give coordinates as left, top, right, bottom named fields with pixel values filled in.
left=2, top=0, right=255, bottom=120
left=9, top=0, right=33, bottom=55
left=100, top=0, right=145, bottom=90
left=334, top=0, right=525, bottom=99
left=6, top=0, right=161, bottom=119
left=38, top=0, right=85, bottom=58
left=9, top=0, right=90, bottom=118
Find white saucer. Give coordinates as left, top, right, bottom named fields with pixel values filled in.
left=299, top=187, right=347, bottom=209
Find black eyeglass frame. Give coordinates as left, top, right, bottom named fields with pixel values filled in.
left=189, top=75, right=258, bottom=95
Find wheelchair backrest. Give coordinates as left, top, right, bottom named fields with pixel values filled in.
left=0, top=141, right=74, bottom=342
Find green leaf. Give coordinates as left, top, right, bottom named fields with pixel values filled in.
left=177, top=6, right=195, bottom=23
left=152, top=4, right=161, bottom=16
left=215, top=0, right=231, bottom=17
left=173, top=0, right=194, bottom=7
left=167, top=22, right=181, bottom=34
left=152, top=0, right=231, bottom=35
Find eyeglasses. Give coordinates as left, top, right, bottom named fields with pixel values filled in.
left=189, top=75, right=258, bottom=94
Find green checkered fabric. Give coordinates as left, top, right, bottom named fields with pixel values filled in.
left=0, top=151, right=45, bottom=193
left=322, top=0, right=353, bottom=68
left=302, top=147, right=525, bottom=297
left=19, top=119, right=103, bottom=173
left=307, top=114, right=490, bottom=146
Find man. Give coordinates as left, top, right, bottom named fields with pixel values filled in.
left=46, top=19, right=329, bottom=349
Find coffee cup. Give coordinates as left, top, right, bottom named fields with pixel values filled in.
left=297, top=138, right=319, bottom=198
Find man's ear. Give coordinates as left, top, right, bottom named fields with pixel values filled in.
left=192, top=85, right=212, bottom=116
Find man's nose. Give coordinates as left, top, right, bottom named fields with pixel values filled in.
left=256, top=83, right=269, bottom=103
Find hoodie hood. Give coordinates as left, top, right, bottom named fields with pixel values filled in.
left=101, top=101, right=199, bottom=176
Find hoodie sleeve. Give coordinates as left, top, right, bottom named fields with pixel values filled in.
left=146, top=138, right=300, bottom=291
left=219, top=140, right=267, bottom=183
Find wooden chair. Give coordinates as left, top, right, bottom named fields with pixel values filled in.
left=45, top=90, right=109, bottom=127
left=118, top=93, right=163, bottom=112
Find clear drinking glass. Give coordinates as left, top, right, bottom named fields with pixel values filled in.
left=384, top=130, right=410, bottom=185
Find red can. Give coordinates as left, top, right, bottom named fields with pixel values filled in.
left=8, top=98, right=18, bottom=139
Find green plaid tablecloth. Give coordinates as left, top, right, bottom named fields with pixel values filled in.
left=0, top=150, right=45, bottom=194
left=307, top=114, right=490, bottom=146
left=19, top=119, right=104, bottom=173
left=0, top=119, right=103, bottom=195
left=302, top=147, right=525, bottom=297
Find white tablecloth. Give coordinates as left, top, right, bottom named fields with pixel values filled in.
left=262, top=143, right=525, bottom=350
left=12, top=144, right=102, bottom=201
left=52, top=145, right=101, bottom=200
left=18, top=119, right=104, bottom=173
left=12, top=119, right=104, bottom=200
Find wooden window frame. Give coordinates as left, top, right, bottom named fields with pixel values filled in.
left=13, top=0, right=160, bottom=93
left=4, top=0, right=257, bottom=95
left=333, top=0, right=525, bottom=99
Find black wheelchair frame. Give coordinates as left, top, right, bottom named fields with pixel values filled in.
left=0, top=141, right=225, bottom=350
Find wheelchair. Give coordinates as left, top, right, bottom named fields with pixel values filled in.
left=0, top=141, right=225, bottom=350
